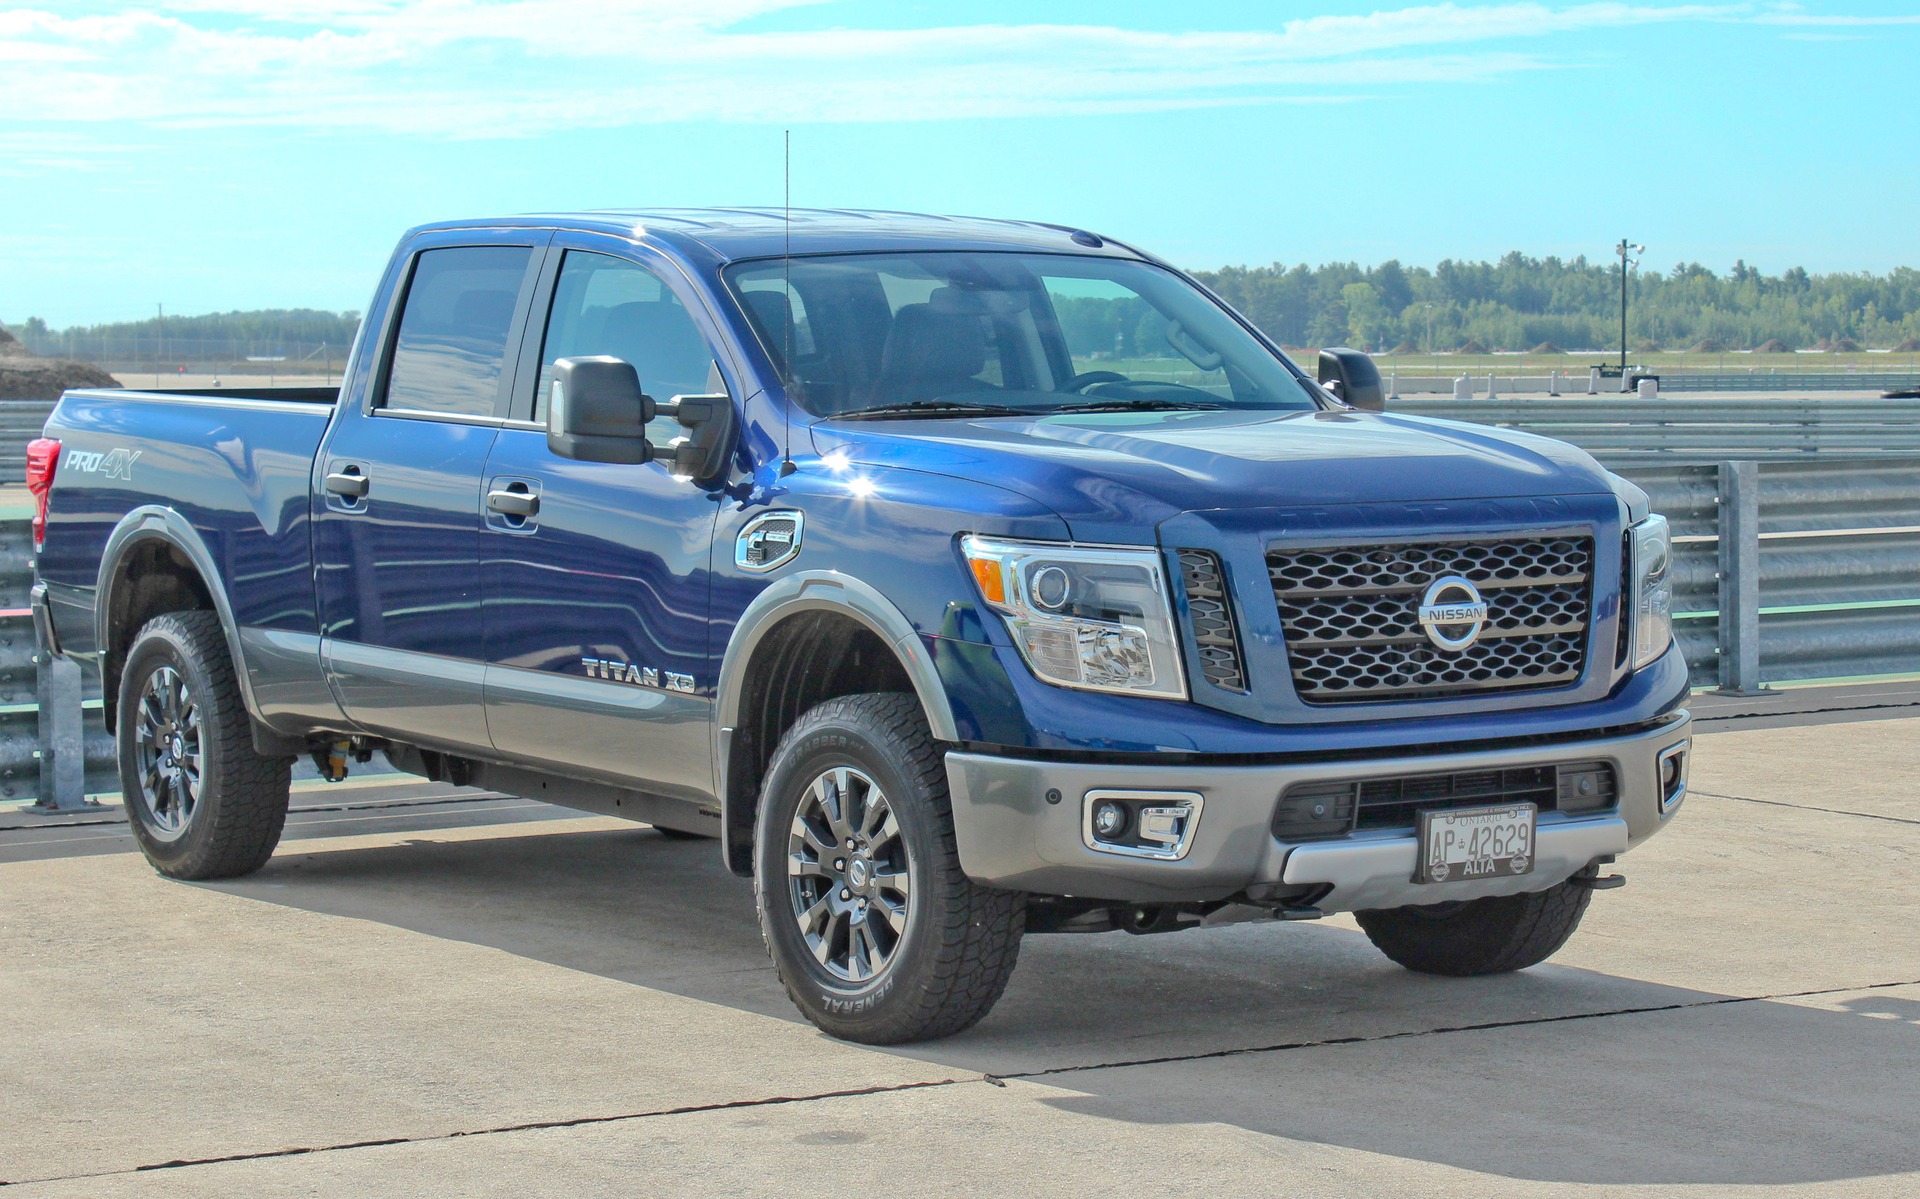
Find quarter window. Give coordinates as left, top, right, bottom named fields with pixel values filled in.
left=382, top=246, right=532, bottom=417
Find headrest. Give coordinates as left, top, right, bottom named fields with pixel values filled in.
left=449, top=288, right=516, bottom=336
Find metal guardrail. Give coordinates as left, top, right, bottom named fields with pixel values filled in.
left=1, top=517, right=113, bottom=809
left=1657, top=373, right=1920, bottom=393
left=0, top=400, right=57, bottom=485
left=1394, top=397, right=1920, bottom=458
left=8, top=409, right=1919, bottom=807
left=1611, top=457, right=1920, bottom=690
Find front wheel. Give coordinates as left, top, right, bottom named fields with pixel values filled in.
left=754, top=693, right=1024, bottom=1044
left=118, top=611, right=293, bottom=880
left=1355, top=878, right=1593, bottom=976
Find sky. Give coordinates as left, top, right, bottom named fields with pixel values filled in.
left=3, top=1, right=1917, bottom=328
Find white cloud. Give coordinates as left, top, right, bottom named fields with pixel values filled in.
left=0, top=2, right=1901, bottom=136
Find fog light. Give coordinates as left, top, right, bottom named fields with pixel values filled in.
left=1657, top=741, right=1689, bottom=814
left=1081, top=791, right=1205, bottom=860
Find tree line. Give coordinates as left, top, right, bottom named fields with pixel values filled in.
left=1188, top=255, right=1920, bottom=352
left=10, top=255, right=1920, bottom=360
left=7, top=309, right=363, bottom=362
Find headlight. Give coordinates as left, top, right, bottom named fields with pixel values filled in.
left=961, top=535, right=1188, bottom=699
left=1629, top=514, right=1673, bottom=671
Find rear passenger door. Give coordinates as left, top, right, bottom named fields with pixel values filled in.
left=313, top=231, right=545, bottom=750
left=478, top=239, right=728, bottom=801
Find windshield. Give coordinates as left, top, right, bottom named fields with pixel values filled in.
left=724, top=252, right=1320, bottom=418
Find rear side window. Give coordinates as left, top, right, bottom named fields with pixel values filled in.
left=533, top=251, right=716, bottom=423
left=383, top=246, right=532, bottom=417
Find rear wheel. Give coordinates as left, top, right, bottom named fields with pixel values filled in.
left=118, top=611, right=293, bottom=880
left=754, top=693, right=1024, bottom=1044
left=1355, top=879, right=1593, bottom=976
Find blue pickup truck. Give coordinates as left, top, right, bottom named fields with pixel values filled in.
left=29, top=209, right=1690, bottom=1043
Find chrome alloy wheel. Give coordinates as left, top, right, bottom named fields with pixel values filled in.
left=133, top=665, right=202, bottom=842
left=787, top=765, right=913, bottom=984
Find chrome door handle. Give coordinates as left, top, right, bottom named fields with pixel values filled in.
left=486, top=488, right=539, bottom=517
left=324, top=470, right=369, bottom=498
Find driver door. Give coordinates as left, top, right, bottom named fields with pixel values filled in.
left=479, top=240, right=726, bottom=802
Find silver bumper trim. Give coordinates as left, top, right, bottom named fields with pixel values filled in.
left=944, top=712, right=1690, bottom=907
left=1278, top=815, right=1629, bottom=912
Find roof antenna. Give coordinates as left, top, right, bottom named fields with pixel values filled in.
left=778, top=129, right=798, bottom=477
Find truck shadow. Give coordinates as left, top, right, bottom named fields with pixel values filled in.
left=216, top=824, right=1920, bottom=1188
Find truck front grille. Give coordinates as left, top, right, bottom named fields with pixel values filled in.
left=1178, top=549, right=1247, bottom=692
left=1268, top=535, right=1594, bottom=704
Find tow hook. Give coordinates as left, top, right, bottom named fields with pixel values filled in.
left=1571, top=860, right=1626, bottom=890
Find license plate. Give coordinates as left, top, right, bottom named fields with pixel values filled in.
left=1415, top=803, right=1536, bottom=883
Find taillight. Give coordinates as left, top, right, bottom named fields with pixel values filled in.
left=25, top=437, right=60, bottom=553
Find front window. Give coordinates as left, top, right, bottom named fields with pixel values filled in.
left=726, top=252, right=1319, bottom=418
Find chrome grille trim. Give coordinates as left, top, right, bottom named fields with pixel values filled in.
left=1268, top=535, right=1594, bottom=703
left=1178, top=549, right=1248, bottom=693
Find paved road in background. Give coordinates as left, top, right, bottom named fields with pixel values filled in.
left=3, top=693, right=1917, bottom=1196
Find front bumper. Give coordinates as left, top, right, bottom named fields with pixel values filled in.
left=945, top=712, right=1691, bottom=910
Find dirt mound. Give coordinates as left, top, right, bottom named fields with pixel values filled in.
left=1529, top=341, right=1564, bottom=354
left=1754, top=338, right=1791, bottom=353
left=1691, top=338, right=1725, bottom=353
left=1456, top=339, right=1488, bottom=354
left=1387, top=340, right=1419, bottom=354
left=0, top=327, right=119, bottom=400
left=1896, top=338, right=1920, bottom=353
left=1830, top=338, right=1861, bottom=353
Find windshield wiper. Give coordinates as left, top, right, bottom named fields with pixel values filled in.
left=832, top=399, right=1035, bottom=421
left=1046, top=399, right=1230, bottom=414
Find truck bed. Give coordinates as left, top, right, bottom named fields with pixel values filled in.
left=36, top=386, right=337, bottom=677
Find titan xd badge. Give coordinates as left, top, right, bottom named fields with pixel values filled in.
left=581, top=657, right=694, bottom=693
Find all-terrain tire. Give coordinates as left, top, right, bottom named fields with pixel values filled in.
left=117, top=611, right=293, bottom=880
left=1355, top=879, right=1594, bottom=976
left=754, top=693, right=1024, bottom=1044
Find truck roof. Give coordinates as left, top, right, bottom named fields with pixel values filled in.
left=408, top=208, right=1149, bottom=266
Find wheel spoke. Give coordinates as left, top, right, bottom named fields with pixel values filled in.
left=787, top=853, right=834, bottom=881
left=875, top=896, right=908, bottom=937
left=858, top=794, right=891, bottom=839
left=825, top=769, right=856, bottom=840
left=794, top=893, right=831, bottom=937
left=790, top=818, right=838, bottom=862
left=873, top=867, right=910, bottom=901
left=849, top=918, right=879, bottom=980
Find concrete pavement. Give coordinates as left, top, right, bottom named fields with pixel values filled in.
left=3, top=711, right=1917, bottom=1196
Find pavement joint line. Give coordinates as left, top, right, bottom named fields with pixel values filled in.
left=1691, top=789, right=1920, bottom=827
left=0, top=794, right=531, bottom=836
left=986, top=977, right=1920, bottom=1085
left=1693, top=699, right=1920, bottom=725
left=0, top=1076, right=981, bottom=1188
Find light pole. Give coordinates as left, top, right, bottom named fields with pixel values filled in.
left=1616, top=238, right=1644, bottom=374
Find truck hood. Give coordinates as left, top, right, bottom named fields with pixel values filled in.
left=811, top=408, right=1620, bottom=542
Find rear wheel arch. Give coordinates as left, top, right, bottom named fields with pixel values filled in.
left=95, top=508, right=258, bottom=740
left=715, top=573, right=958, bottom=876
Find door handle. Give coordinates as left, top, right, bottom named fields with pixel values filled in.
left=486, top=487, right=539, bottom=518
left=324, top=469, right=369, bottom=499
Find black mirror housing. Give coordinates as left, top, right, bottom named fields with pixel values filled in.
left=1317, top=348, right=1385, bottom=412
left=548, top=356, right=654, bottom=464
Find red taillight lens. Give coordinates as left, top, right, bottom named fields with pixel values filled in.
left=25, top=437, right=60, bottom=552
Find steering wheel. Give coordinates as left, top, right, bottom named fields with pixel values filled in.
left=1059, top=370, right=1130, bottom=394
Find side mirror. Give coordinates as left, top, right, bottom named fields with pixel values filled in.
left=548, top=356, right=654, bottom=464
left=1317, top=348, right=1385, bottom=412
